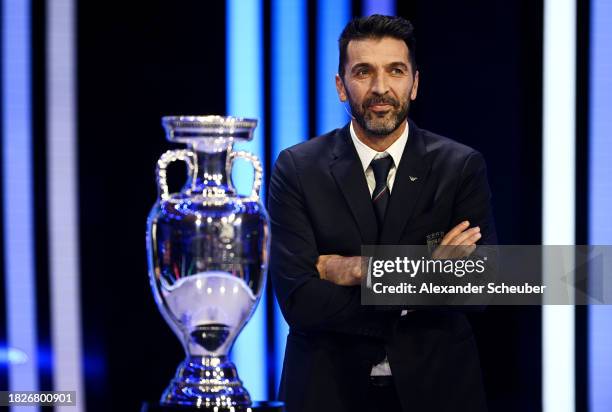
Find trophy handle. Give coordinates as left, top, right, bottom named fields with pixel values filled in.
left=156, top=149, right=198, bottom=201
left=228, top=151, right=263, bottom=202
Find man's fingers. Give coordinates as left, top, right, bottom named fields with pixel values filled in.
left=317, top=255, right=362, bottom=286
left=323, top=255, right=361, bottom=286
left=443, top=229, right=480, bottom=258
left=467, top=231, right=482, bottom=244
left=440, top=221, right=470, bottom=245
left=316, top=254, right=336, bottom=279
left=434, top=222, right=481, bottom=259
left=316, top=256, right=328, bottom=279
left=451, top=226, right=481, bottom=245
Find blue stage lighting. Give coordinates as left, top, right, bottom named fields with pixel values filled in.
left=588, top=0, right=612, bottom=410
left=226, top=0, right=267, bottom=401
left=2, top=1, right=39, bottom=408
left=316, top=0, right=351, bottom=134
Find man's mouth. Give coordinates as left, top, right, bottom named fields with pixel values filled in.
left=368, top=103, right=393, bottom=112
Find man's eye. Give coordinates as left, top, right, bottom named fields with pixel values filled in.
left=391, top=68, right=405, bottom=75
left=356, top=68, right=369, bottom=76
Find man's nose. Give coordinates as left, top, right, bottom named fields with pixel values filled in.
left=371, top=72, right=390, bottom=95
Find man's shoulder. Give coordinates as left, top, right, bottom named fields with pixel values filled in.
left=409, top=124, right=489, bottom=183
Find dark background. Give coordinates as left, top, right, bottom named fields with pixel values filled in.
left=73, top=1, right=546, bottom=410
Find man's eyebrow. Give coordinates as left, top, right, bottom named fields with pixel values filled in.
left=350, top=62, right=373, bottom=71
left=350, top=61, right=410, bottom=71
left=387, top=61, right=409, bottom=69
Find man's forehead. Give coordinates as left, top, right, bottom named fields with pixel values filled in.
left=345, top=37, right=410, bottom=66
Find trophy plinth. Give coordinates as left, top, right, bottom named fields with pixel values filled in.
left=141, top=400, right=285, bottom=412
left=146, top=116, right=270, bottom=409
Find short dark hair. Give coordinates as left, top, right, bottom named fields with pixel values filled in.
left=338, top=15, right=417, bottom=79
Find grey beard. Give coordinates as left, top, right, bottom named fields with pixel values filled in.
left=350, top=100, right=410, bottom=136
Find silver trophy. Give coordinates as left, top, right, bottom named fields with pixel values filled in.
left=146, top=116, right=269, bottom=410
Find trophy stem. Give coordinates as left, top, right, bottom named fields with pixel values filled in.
left=161, top=355, right=252, bottom=411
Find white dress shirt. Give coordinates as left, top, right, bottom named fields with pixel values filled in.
left=349, top=121, right=409, bottom=195
left=349, top=120, right=410, bottom=377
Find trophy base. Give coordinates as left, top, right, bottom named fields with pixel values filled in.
left=141, top=401, right=285, bottom=412
left=162, top=355, right=251, bottom=406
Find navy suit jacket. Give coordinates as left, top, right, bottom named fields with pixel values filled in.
left=268, top=120, right=497, bottom=412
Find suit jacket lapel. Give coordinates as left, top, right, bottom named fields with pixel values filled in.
left=379, top=120, right=432, bottom=244
left=329, top=125, right=379, bottom=244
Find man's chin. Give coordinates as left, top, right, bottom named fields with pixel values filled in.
left=363, top=119, right=400, bottom=136
left=364, top=124, right=396, bottom=136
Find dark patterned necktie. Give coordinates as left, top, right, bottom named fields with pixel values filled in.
left=370, top=156, right=394, bottom=229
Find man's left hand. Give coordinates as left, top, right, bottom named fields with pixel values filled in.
left=316, top=255, right=362, bottom=286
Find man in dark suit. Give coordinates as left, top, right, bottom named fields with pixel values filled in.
left=268, top=15, right=496, bottom=412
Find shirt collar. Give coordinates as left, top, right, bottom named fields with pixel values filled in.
left=349, top=120, right=409, bottom=171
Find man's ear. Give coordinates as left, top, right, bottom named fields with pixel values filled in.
left=410, top=70, right=420, bottom=101
left=335, top=74, right=347, bottom=102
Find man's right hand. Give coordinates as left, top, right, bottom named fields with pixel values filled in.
left=432, top=220, right=481, bottom=259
